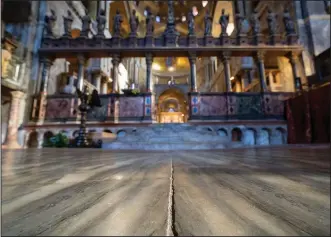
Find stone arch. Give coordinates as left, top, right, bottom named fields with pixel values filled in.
left=157, top=87, right=188, bottom=123
left=271, top=127, right=287, bottom=145
left=231, top=127, right=242, bottom=142
left=243, top=128, right=257, bottom=145
left=27, top=131, right=38, bottom=148
left=256, top=128, right=271, bottom=145
left=117, top=130, right=127, bottom=137
left=103, top=129, right=113, bottom=133
left=72, top=130, right=80, bottom=138
left=218, top=128, right=228, bottom=137
left=43, top=131, right=54, bottom=140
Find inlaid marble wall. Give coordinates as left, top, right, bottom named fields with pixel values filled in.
left=119, top=97, right=144, bottom=118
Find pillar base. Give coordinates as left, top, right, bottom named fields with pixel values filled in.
left=204, top=35, right=214, bottom=46
left=236, top=34, right=248, bottom=45
left=187, top=35, right=197, bottom=46
left=145, top=35, right=154, bottom=47
left=2, top=141, right=22, bottom=150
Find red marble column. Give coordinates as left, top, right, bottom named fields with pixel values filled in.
left=2, top=90, right=25, bottom=149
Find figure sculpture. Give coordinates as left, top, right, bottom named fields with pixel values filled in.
left=283, top=7, right=295, bottom=35
left=235, top=11, right=244, bottom=35
left=129, top=9, right=139, bottom=36
left=81, top=9, right=91, bottom=37
left=188, top=10, right=195, bottom=36
left=44, top=9, right=57, bottom=37
left=204, top=9, right=212, bottom=36
left=96, top=9, right=106, bottom=36
left=146, top=8, right=154, bottom=35
left=250, top=9, right=261, bottom=35
left=113, top=9, right=123, bottom=36
left=267, top=7, right=277, bottom=35
left=219, top=9, right=229, bottom=36
left=63, top=10, right=73, bottom=37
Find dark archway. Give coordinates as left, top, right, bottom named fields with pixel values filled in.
left=157, top=87, right=188, bottom=123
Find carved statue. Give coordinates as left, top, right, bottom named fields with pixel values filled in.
left=146, top=8, right=154, bottom=35
left=63, top=10, right=73, bottom=37
left=96, top=9, right=106, bottom=36
left=219, top=9, right=229, bottom=36
left=129, top=9, right=139, bottom=36
left=113, top=9, right=123, bottom=36
left=235, top=11, right=244, bottom=35
left=283, top=7, right=295, bottom=35
left=44, top=9, right=57, bottom=37
left=188, top=10, right=195, bottom=36
left=81, top=9, right=91, bottom=37
left=204, top=9, right=212, bottom=36
left=267, top=7, right=277, bottom=35
left=250, top=9, right=261, bottom=35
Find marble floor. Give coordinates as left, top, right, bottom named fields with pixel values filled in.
left=1, top=147, right=330, bottom=236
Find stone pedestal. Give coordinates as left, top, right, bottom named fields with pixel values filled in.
left=145, top=35, right=154, bottom=47
left=219, top=34, right=230, bottom=45
left=164, top=33, right=178, bottom=47
left=253, top=33, right=265, bottom=45
left=286, top=33, right=298, bottom=45
left=268, top=34, right=281, bottom=45
left=187, top=35, right=197, bottom=46
left=236, top=34, right=248, bottom=45
left=204, top=35, right=214, bottom=46
left=128, top=35, right=137, bottom=47
left=111, top=36, right=121, bottom=47
left=2, top=91, right=25, bottom=149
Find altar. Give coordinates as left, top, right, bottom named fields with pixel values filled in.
left=159, top=112, right=184, bottom=123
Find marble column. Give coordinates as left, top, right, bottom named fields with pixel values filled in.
left=221, top=52, right=232, bottom=92
left=145, top=53, right=153, bottom=92
left=289, top=53, right=303, bottom=91
left=37, top=58, right=53, bottom=124
left=93, top=73, right=101, bottom=92
left=101, top=78, right=108, bottom=94
left=254, top=51, right=268, bottom=92
left=2, top=91, right=25, bottom=149
left=111, top=54, right=121, bottom=93
left=134, top=59, right=139, bottom=85
left=77, top=54, right=86, bottom=91
left=23, top=131, right=31, bottom=149
left=188, top=52, right=197, bottom=92
left=37, top=130, right=44, bottom=149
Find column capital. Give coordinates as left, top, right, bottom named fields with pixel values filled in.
left=255, top=50, right=266, bottom=61
left=10, top=90, right=25, bottom=99
left=288, top=51, right=300, bottom=64
left=220, top=51, right=232, bottom=62
left=40, top=57, right=53, bottom=66
left=145, top=53, right=153, bottom=65
left=188, top=52, right=197, bottom=63
left=77, top=54, right=86, bottom=64
left=112, top=54, right=121, bottom=66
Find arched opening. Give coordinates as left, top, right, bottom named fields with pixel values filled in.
left=157, top=87, right=188, bottom=123
left=117, top=130, right=127, bottom=137
left=257, top=128, right=271, bottom=145
left=243, top=128, right=257, bottom=145
left=104, top=129, right=113, bottom=133
left=43, top=131, right=54, bottom=140
left=231, top=128, right=242, bottom=142
left=218, top=128, right=228, bottom=137
left=27, top=131, right=38, bottom=148
left=272, top=127, right=287, bottom=145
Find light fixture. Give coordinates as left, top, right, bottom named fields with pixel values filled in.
left=202, top=1, right=208, bottom=7
left=230, top=76, right=235, bottom=81
left=168, top=66, right=175, bottom=72
left=144, top=9, right=148, bottom=16
left=152, top=63, right=161, bottom=70
left=181, top=15, right=186, bottom=22
left=192, top=6, right=198, bottom=16
left=156, top=15, right=161, bottom=23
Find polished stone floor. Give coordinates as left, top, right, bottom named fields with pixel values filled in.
left=1, top=147, right=330, bottom=236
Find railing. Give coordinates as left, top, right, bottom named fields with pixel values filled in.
left=31, top=92, right=295, bottom=123
left=189, top=92, right=295, bottom=120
